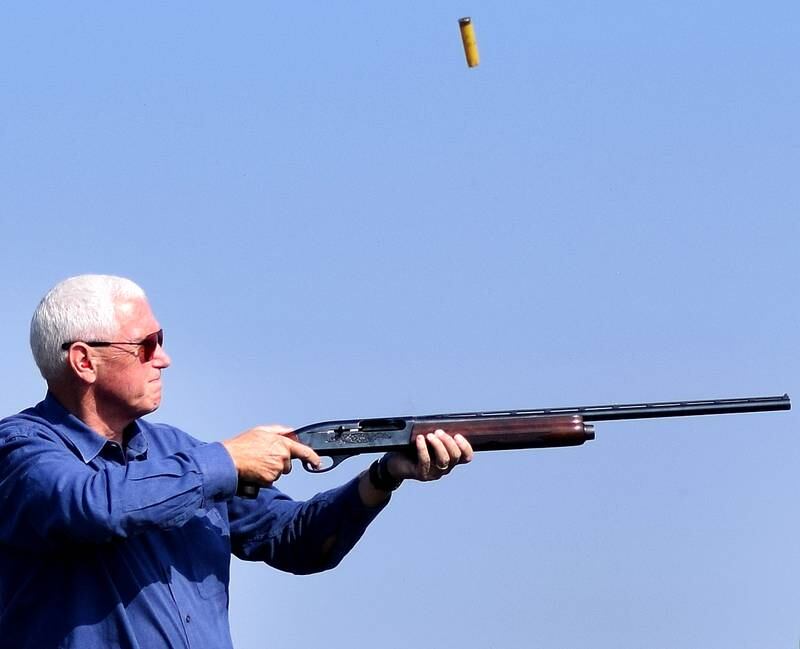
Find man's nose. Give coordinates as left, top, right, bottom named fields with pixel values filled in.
left=153, top=345, right=171, bottom=368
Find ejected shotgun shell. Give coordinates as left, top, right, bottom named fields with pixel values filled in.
left=458, top=17, right=479, bottom=68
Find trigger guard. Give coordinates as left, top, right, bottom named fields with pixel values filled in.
left=303, top=455, right=350, bottom=473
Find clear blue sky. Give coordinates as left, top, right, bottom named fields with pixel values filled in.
left=1, top=3, right=798, bottom=647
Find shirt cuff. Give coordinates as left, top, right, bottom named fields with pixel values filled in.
left=191, top=442, right=238, bottom=504
left=337, top=474, right=391, bottom=519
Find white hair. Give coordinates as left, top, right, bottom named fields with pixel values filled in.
left=30, top=275, right=147, bottom=382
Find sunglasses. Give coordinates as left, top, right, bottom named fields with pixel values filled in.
left=61, top=329, right=164, bottom=362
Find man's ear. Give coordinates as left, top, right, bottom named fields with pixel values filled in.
left=66, top=344, right=98, bottom=385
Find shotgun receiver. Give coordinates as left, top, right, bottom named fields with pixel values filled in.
left=237, top=394, right=790, bottom=498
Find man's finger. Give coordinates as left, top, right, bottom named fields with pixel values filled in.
left=287, top=439, right=322, bottom=469
left=425, top=431, right=451, bottom=470
left=415, top=433, right=431, bottom=474
left=454, top=433, right=474, bottom=463
left=434, top=429, right=461, bottom=466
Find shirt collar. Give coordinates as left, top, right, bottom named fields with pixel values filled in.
left=40, top=392, right=149, bottom=463
left=124, top=420, right=149, bottom=458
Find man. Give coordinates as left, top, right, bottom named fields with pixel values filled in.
left=0, top=275, right=472, bottom=649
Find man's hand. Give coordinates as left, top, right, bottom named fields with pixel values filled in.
left=222, top=425, right=321, bottom=486
left=387, top=429, right=474, bottom=482
left=357, top=429, right=473, bottom=507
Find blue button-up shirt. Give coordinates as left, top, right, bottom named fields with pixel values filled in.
left=0, top=394, right=385, bottom=649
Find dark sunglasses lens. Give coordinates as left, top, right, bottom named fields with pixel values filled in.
left=142, top=331, right=162, bottom=361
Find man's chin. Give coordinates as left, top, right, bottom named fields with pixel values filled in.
left=147, top=384, right=163, bottom=412
left=137, top=395, right=162, bottom=417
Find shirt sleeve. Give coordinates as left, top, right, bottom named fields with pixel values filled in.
left=228, top=476, right=389, bottom=575
left=0, top=426, right=238, bottom=551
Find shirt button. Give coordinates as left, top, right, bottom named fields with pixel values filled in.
left=185, top=614, right=192, bottom=623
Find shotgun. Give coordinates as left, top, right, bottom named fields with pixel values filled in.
left=237, top=394, right=790, bottom=498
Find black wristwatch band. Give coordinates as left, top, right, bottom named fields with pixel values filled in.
left=368, top=455, right=403, bottom=492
